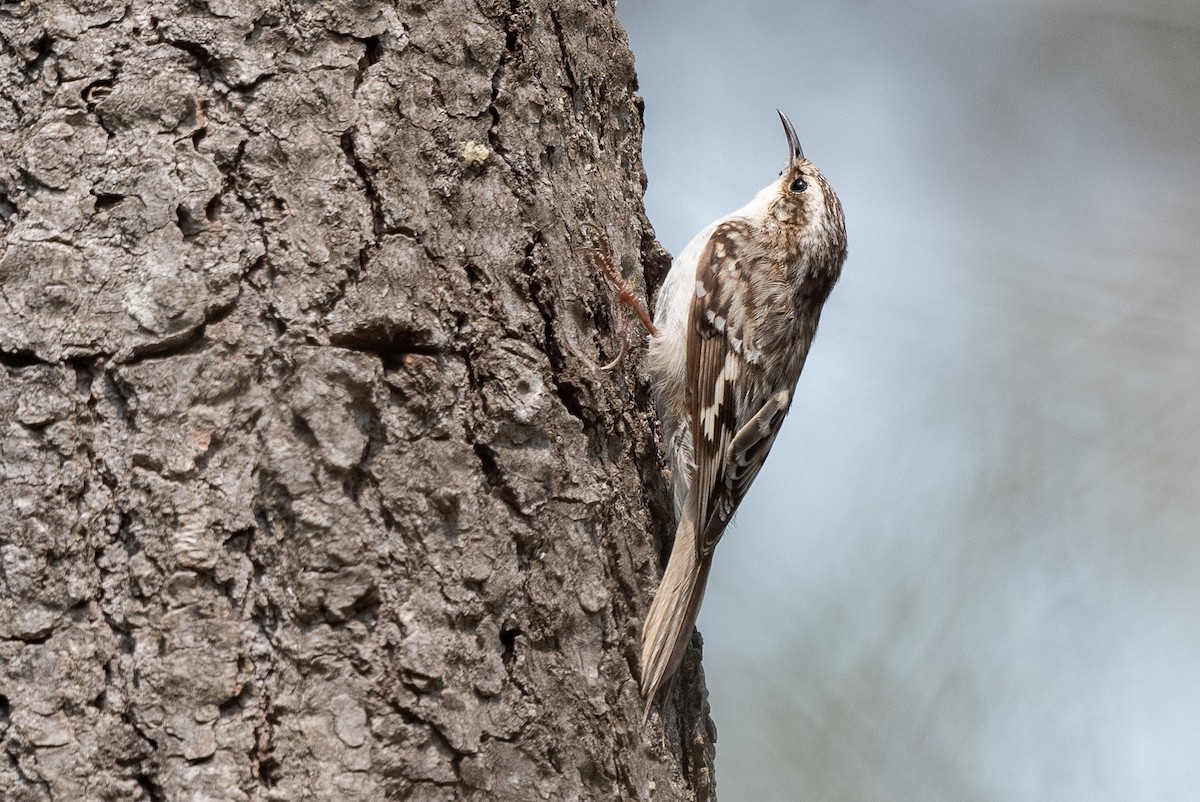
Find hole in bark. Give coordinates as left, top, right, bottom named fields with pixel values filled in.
left=245, top=16, right=271, bottom=45
left=168, top=38, right=220, bottom=73
left=218, top=682, right=254, bottom=718
left=0, top=349, right=48, bottom=369
left=465, top=262, right=486, bottom=285
left=289, top=412, right=320, bottom=450
left=176, top=204, right=205, bottom=236
left=499, top=626, right=522, bottom=664
left=94, top=193, right=124, bottom=211
left=0, top=192, right=15, bottom=225
left=367, top=35, right=383, bottom=63
left=26, top=34, right=53, bottom=72
left=258, top=757, right=280, bottom=787
left=82, top=78, right=114, bottom=108
left=503, top=0, right=520, bottom=53
left=136, top=773, right=165, bottom=802
left=205, top=194, right=222, bottom=221
left=358, top=34, right=382, bottom=72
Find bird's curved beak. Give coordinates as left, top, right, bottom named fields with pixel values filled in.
left=777, top=110, right=805, bottom=165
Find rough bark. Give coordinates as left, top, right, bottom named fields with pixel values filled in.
left=0, top=1, right=717, bottom=800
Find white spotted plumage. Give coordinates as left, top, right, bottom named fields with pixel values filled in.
left=639, top=112, right=848, bottom=720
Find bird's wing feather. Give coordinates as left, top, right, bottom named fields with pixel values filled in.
left=725, top=389, right=790, bottom=508
left=687, top=221, right=781, bottom=556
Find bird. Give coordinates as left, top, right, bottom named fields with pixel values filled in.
left=638, top=111, right=848, bottom=719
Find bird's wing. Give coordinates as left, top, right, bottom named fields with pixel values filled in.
left=724, top=388, right=791, bottom=515
left=687, top=221, right=780, bottom=556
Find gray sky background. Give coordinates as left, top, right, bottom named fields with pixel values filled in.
left=616, top=2, right=1200, bottom=800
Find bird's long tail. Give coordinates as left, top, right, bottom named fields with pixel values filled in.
left=640, top=506, right=713, bottom=722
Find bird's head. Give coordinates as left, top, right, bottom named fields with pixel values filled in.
left=766, top=110, right=847, bottom=264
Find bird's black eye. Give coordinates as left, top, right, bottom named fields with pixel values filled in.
left=790, top=177, right=808, bottom=193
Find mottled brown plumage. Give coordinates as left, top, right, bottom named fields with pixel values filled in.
left=639, top=112, right=847, bottom=720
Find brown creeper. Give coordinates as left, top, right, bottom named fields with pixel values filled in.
left=640, top=111, right=847, bottom=718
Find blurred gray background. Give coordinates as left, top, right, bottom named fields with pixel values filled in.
left=615, top=1, right=1200, bottom=799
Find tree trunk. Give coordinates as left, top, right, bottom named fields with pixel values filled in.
left=0, top=1, right=715, bottom=800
